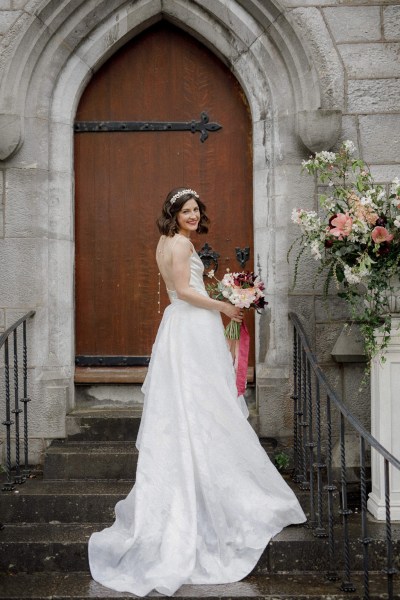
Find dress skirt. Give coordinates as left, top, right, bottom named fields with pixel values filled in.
left=88, top=298, right=306, bottom=596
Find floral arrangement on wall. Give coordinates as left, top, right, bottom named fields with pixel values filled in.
left=289, top=140, right=400, bottom=362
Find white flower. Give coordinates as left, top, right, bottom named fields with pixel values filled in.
left=316, top=150, right=336, bottom=163
left=206, top=269, right=215, bottom=278
left=394, top=217, right=400, bottom=228
left=301, top=159, right=313, bottom=167
left=377, top=190, right=386, bottom=201
left=310, top=240, right=322, bottom=260
left=344, top=265, right=361, bottom=285
left=343, top=140, right=356, bottom=155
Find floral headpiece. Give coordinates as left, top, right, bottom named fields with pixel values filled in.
left=170, top=189, right=199, bottom=205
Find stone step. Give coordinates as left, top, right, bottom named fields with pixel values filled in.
left=0, top=571, right=397, bottom=599
left=0, top=477, right=316, bottom=523
left=0, top=521, right=398, bottom=575
left=43, top=441, right=138, bottom=480
left=75, top=384, right=144, bottom=409
left=0, top=480, right=132, bottom=523
left=66, top=407, right=142, bottom=441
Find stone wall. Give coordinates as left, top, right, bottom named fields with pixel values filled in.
left=0, top=0, right=399, bottom=465
left=267, top=0, right=400, bottom=458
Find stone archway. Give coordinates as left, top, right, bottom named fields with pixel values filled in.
left=0, top=0, right=344, bottom=445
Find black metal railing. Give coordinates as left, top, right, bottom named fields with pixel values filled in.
left=289, top=312, right=399, bottom=600
left=1, top=311, right=35, bottom=492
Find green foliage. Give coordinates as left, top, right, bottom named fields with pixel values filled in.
left=274, top=451, right=291, bottom=471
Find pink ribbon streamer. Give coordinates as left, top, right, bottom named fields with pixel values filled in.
left=236, top=322, right=250, bottom=396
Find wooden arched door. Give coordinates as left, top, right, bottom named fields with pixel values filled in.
left=74, top=21, right=253, bottom=383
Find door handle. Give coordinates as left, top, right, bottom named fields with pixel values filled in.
left=198, top=243, right=220, bottom=272
left=235, top=247, right=250, bottom=269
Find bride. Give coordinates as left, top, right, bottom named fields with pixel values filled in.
left=88, top=188, right=306, bottom=596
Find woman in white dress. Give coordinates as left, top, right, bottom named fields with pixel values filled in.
left=88, top=188, right=306, bottom=597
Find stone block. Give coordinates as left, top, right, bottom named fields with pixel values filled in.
left=359, top=115, right=400, bottom=164
left=48, top=121, right=72, bottom=174
left=0, top=2, right=12, bottom=8
left=369, top=164, right=400, bottom=183
left=348, top=79, right=400, bottom=114
left=287, top=249, right=326, bottom=294
left=0, top=10, right=19, bottom=34
left=323, top=7, right=381, bottom=43
left=274, top=163, right=316, bottom=210
left=5, top=168, right=49, bottom=237
left=48, top=171, right=73, bottom=240
left=0, top=308, right=4, bottom=330
left=339, top=43, right=400, bottom=78
left=315, top=322, right=343, bottom=364
left=257, top=377, right=293, bottom=438
left=315, top=295, right=350, bottom=322
left=289, top=7, right=344, bottom=109
left=384, top=6, right=400, bottom=41
left=47, top=239, right=74, bottom=366
left=343, top=364, right=370, bottom=429
left=0, top=238, right=46, bottom=306
left=332, top=115, right=359, bottom=156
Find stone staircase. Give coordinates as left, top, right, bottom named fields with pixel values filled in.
left=0, top=405, right=399, bottom=599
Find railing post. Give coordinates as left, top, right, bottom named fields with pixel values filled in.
left=306, top=359, right=316, bottom=525
left=294, top=336, right=304, bottom=484
left=324, top=394, right=338, bottom=581
left=21, top=320, right=31, bottom=476
left=360, top=437, right=371, bottom=600
left=339, top=413, right=355, bottom=592
left=314, top=378, right=327, bottom=538
left=384, top=459, right=397, bottom=600
left=291, top=327, right=299, bottom=482
left=12, top=329, right=24, bottom=484
left=2, top=339, right=14, bottom=491
left=300, top=348, right=309, bottom=489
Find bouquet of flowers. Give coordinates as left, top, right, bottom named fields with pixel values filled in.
left=207, top=269, right=267, bottom=337
left=206, top=268, right=268, bottom=394
left=289, top=140, right=400, bottom=362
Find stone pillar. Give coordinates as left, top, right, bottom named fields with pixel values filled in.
left=368, top=317, right=400, bottom=520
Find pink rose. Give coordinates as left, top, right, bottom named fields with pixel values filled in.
left=371, top=226, right=394, bottom=244
left=330, top=212, right=353, bottom=239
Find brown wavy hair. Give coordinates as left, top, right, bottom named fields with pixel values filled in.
left=156, top=187, right=210, bottom=236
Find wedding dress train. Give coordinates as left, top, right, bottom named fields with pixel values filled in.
left=88, top=249, right=306, bottom=596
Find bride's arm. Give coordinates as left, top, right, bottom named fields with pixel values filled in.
left=171, top=239, right=242, bottom=321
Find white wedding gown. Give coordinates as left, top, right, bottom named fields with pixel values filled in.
left=88, top=249, right=306, bottom=597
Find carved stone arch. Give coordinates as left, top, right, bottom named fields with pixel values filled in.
left=0, top=0, right=343, bottom=160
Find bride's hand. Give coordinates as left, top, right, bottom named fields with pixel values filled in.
left=222, top=303, right=244, bottom=323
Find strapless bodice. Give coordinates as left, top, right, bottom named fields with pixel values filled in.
left=167, top=251, right=207, bottom=301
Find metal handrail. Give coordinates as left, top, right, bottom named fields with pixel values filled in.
left=289, top=311, right=400, bottom=469
left=289, top=311, right=399, bottom=600
left=1, top=311, right=35, bottom=492
left=0, top=311, right=35, bottom=348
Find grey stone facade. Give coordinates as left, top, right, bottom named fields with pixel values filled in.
left=0, top=0, right=399, bottom=464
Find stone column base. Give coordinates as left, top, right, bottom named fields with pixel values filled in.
left=368, top=317, right=400, bottom=521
